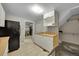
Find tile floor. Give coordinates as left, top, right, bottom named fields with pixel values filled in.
left=8, top=36, right=49, bottom=56
left=8, top=36, right=79, bottom=56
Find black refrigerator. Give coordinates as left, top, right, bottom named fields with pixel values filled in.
left=5, top=20, right=20, bottom=52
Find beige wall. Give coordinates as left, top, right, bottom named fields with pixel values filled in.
left=60, top=15, right=79, bottom=45
left=0, top=4, right=5, bottom=27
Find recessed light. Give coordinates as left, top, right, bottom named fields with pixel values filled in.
left=31, top=4, right=44, bottom=14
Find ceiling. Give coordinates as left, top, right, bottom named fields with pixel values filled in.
left=2, top=3, right=79, bottom=24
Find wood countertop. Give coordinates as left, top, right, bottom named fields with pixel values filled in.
left=37, top=32, right=57, bottom=37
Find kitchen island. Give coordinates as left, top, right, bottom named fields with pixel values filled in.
left=33, top=32, right=59, bottom=52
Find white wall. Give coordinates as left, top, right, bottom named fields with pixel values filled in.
left=5, top=14, right=35, bottom=44
left=60, top=15, right=79, bottom=45
left=35, top=19, right=47, bottom=33
left=0, top=4, right=5, bottom=27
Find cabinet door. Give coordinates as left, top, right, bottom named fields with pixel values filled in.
left=44, top=16, right=55, bottom=26
left=40, top=36, right=53, bottom=51
left=43, top=10, right=55, bottom=26
left=34, top=35, right=53, bottom=52
left=0, top=37, right=9, bottom=56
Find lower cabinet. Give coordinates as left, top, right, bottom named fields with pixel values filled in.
left=33, top=35, right=53, bottom=52
left=0, top=37, right=9, bottom=56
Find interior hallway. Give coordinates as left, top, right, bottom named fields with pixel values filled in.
left=8, top=36, right=48, bottom=56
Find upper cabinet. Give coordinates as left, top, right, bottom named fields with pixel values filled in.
left=0, top=4, right=5, bottom=27
left=43, top=9, right=57, bottom=26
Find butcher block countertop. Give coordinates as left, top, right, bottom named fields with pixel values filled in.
left=36, top=32, right=59, bottom=49
left=37, top=32, right=57, bottom=37
left=0, top=37, right=9, bottom=56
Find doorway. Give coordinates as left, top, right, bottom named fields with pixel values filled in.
left=25, top=22, right=33, bottom=42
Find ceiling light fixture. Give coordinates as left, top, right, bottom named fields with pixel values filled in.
left=31, top=4, right=44, bottom=14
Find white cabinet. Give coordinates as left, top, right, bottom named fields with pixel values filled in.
left=43, top=10, right=56, bottom=26
left=0, top=4, right=5, bottom=27
left=33, top=35, right=53, bottom=52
